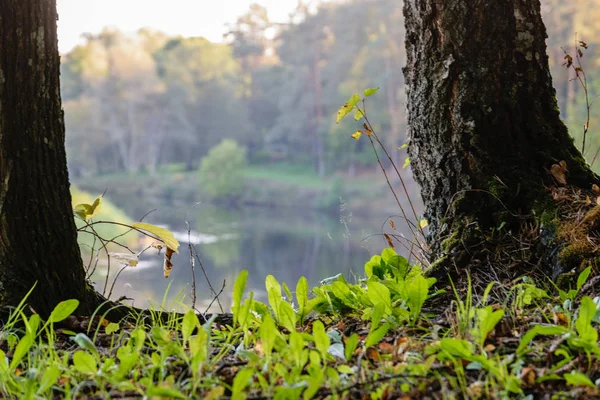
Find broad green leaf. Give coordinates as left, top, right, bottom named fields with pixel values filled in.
left=27, top=314, right=40, bottom=336
left=370, top=302, right=385, bottom=328
left=190, top=328, right=208, bottom=365
left=367, top=281, right=392, bottom=313
left=147, top=386, right=187, bottom=399
left=440, top=338, right=473, bottom=360
left=304, top=365, right=324, bottom=400
left=232, top=368, right=255, bottom=398
left=116, top=347, right=138, bottom=378
left=10, top=334, right=33, bottom=370
left=260, top=313, right=277, bottom=359
left=48, top=299, right=79, bottom=323
left=0, top=350, right=7, bottom=371
left=278, top=301, right=296, bottom=332
left=105, top=322, right=120, bottom=335
left=577, top=266, right=592, bottom=290
left=330, top=281, right=357, bottom=308
left=380, top=247, right=397, bottom=262
left=313, top=320, right=330, bottom=360
left=407, top=274, right=429, bottom=322
left=132, top=222, right=180, bottom=253
left=344, top=333, right=359, bottom=361
left=37, top=365, right=60, bottom=394
left=364, top=87, right=379, bottom=97
left=73, top=196, right=102, bottom=221
left=73, top=351, right=97, bottom=374
left=476, top=307, right=504, bottom=346
left=576, top=296, right=598, bottom=343
left=387, top=255, right=410, bottom=278
left=182, top=309, right=199, bottom=343
left=130, top=328, right=146, bottom=353
left=232, top=270, right=248, bottom=326
left=338, top=365, right=355, bottom=374
left=267, top=276, right=285, bottom=324
left=365, top=323, right=390, bottom=348
left=564, top=371, right=595, bottom=388
left=517, top=325, right=569, bottom=354
left=73, top=333, right=99, bottom=358
left=296, top=277, right=309, bottom=323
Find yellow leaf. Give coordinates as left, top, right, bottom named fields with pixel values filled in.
left=109, top=252, right=139, bottom=267
left=336, top=105, right=352, bottom=124
left=354, top=109, right=364, bottom=121
left=420, top=219, right=428, bottom=228
left=164, top=247, right=175, bottom=278
left=336, top=94, right=361, bottom=123
left=399, top=143, right=408, bottom=149
left=132, top=222, right=180, bottom=253
left=351, top=130, right=363, bottom=140
left=403, top=157, right=410, bottom=168
left=73, top=196, right=102, bottom=221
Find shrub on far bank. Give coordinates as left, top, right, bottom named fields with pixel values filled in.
left=199, top=139, right=247, bottom=200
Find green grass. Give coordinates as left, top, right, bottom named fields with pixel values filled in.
left=1, top=250, right=599, bottom=399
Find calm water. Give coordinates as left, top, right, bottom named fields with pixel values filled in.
left=86, top=195, right=411, bottom=312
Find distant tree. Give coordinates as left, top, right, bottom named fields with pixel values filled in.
left=199, top=140, right=248, bottom=200
left=0, top=0, right=108, bottom=316
left=155, top=37, right=250, bottom=169
left=404, top=0, right=599, bottom=282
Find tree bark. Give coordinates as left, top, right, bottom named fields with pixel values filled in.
left=0, top=0, right=106, bottom=317
left=403, top=0, right=598, bottom=281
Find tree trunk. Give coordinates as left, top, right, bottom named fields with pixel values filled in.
left=403, top=0, right=598, bottom=282
left=0, top=0, right=105, bottom=317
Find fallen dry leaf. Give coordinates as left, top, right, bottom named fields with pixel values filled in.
left=550, top=163, right=567, bottom=185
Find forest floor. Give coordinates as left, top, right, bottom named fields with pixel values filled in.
left=1, top=248, right=599, bottom=399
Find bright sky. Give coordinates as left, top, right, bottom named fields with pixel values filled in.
left=56, top=0, right=299, bottom=53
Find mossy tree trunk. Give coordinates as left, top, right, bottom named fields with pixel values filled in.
left=403, top=0, right=599, bottom=281
left=0, top=0, right=106, bottom=317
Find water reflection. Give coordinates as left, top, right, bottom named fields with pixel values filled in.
left=88, top=197, right=409, bottom=312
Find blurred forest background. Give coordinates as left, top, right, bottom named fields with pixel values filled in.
left=61, top=0, right=600, bottom=308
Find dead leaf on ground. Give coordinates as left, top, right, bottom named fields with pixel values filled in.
left=550, top=162, right=568, bottom=185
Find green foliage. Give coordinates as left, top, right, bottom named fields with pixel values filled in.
left=1, top=253, right=600, bottom=398
left=198, top=139, right=248, bottom=200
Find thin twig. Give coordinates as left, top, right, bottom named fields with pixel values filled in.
left=193, top=245, right=224, bottom=312
left=186, top=221, right=197, bottom=311
left=204, top=280, right=226, bottom=315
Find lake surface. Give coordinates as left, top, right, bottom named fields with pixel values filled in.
left=86, top=194, right=414, bottom=312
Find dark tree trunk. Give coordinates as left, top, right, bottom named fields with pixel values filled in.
left=0, top=0, right=105, bottom=317
left=403, top=0, right=598, bottom=281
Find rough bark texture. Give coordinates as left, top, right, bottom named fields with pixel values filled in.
left=0, top=0, right=105, bottom=317
left=403, top=0, right=598, bottom=280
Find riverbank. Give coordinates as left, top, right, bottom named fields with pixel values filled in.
left=73, top=162, right=419, bottom=216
